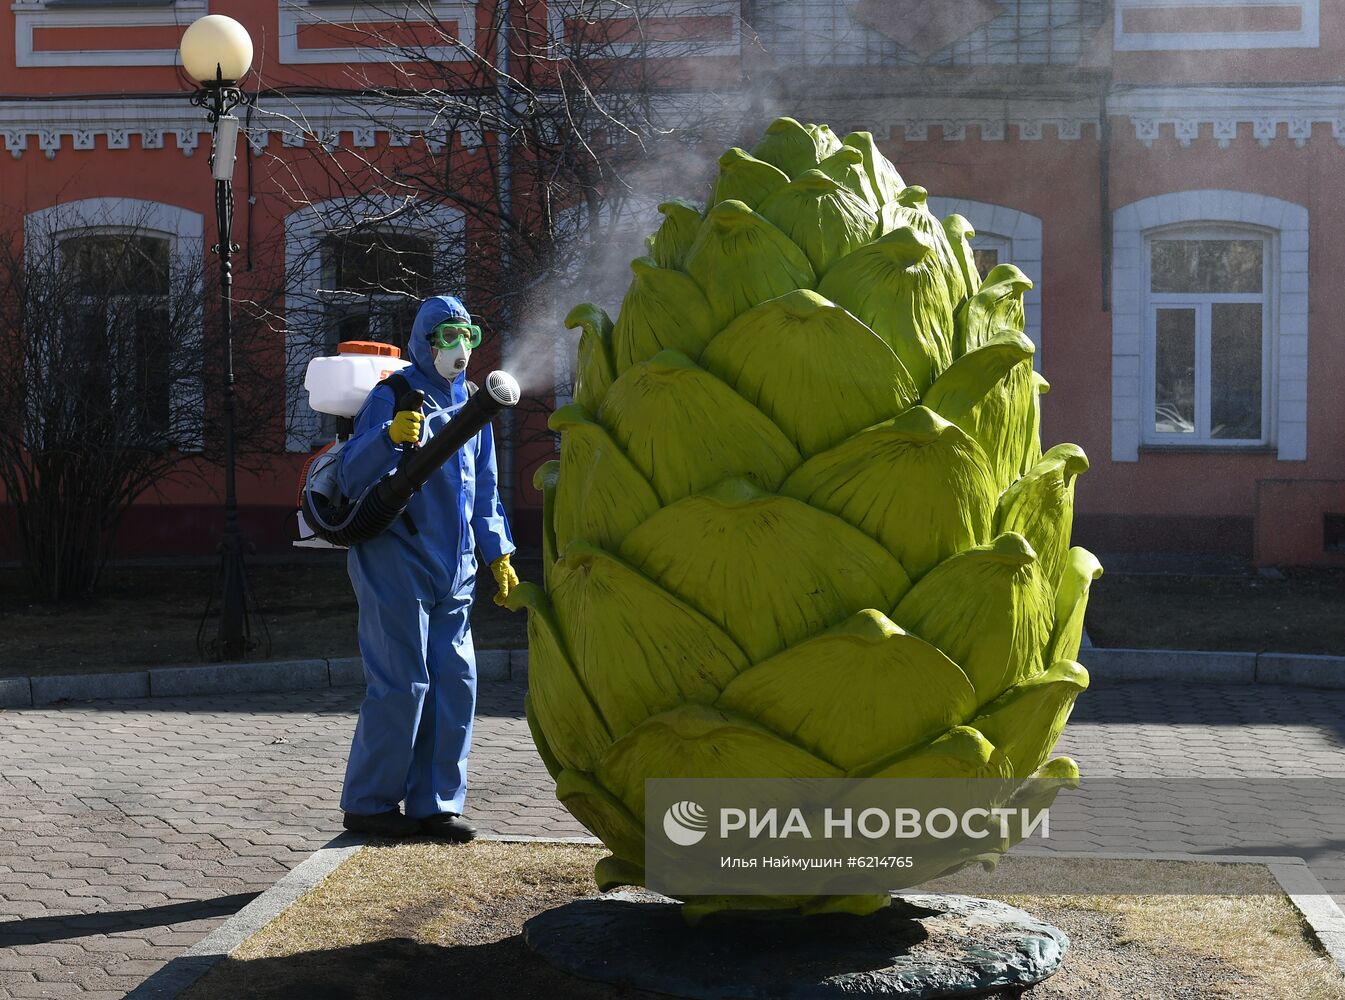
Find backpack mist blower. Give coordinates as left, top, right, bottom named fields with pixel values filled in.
left=295, top=341, right=521, bottom=548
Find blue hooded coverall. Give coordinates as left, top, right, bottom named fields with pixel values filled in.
left=337, top=295, right=515, bottom=819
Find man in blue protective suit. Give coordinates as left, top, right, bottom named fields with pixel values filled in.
left=337, top=294, right=519, bottom=842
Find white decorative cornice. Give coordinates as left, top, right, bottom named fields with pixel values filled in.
left=837, top=116, right=1096, bottom=144
left=278, top=1, right=476, bottom=66
left=11, top=0, right=207, bottom=69
left=0, top=91, right=725, bottom=159
left=1111, top=86, right=1345, bottom=149
left=0, top=96, right=491, bottom=160
left=775, top=95, right=1100, bottom=144
left=1114, top=0, right=1319, bottom=53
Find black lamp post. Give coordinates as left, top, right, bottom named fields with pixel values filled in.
left=181, top=15, right=269, bottom=661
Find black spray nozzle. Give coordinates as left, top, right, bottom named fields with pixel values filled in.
left=385, top=371, right=522, bottom=503
left=301, top=371, right=520, bottom=549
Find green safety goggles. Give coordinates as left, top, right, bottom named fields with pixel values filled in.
left=429, top=321, right=483, bottom=351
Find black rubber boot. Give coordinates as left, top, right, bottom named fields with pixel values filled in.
left=343, top=809, right=422, bottom=838
left=420, top=812, right=477, bottom=843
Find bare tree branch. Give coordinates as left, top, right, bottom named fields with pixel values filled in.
left=251, top=0, right=753, bottom=475
left=0, top=207, right=277, bottom=600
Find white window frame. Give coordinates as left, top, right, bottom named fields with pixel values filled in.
left=1142, top=225, right=1272, bottom=446
left=1112, top=190, right=1308, bottom=462
left=24, top=198, right=205, bottom=450
left=285, top=196, right=464, bottom=451
left=11, top=0, right=207, bottom=68
left=279, top=0, right=477, bottom=64
left=318, top=230, right=437, bottom=349
left=927, top=197, right=1043, bottom=371
left=546, top=0, right=740, bottom=58
left=1114, top=0, right=1319, bottom=52
left=966, top=231, right=1011, bottom=274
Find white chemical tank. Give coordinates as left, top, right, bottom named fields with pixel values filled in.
left=304, top=341, right=411, bottom=419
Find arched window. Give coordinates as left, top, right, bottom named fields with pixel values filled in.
left=24, top=198, right=205, bottom=450
left=284, top=197, right=464, bottom=450
left=319, top=230, right=436, bottom=356
left=1111, top=191, right=1308, bottom=461
left=927, top=197, right=1043, bottom=370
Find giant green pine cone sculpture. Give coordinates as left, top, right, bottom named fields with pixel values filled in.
left=510, top=118, right=1102, bottom=917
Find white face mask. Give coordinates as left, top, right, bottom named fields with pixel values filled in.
left=434, top=341, right=471, bottom=380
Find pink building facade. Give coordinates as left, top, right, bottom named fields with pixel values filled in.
left=2, top=0, right=1343, bottom=565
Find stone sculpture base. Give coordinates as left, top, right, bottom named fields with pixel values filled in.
left=523, top=890, right=1068, bottom=999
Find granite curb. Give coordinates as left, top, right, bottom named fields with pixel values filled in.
left=4, top=646, right=1342, bottom=709
left=1, top=648, right=530, bottom=708
left=1083, top=648, right=1345, bottom=688
left=124, top=841, right=1345, bottom=1000
left=123, top=833, right=365, bottom=1000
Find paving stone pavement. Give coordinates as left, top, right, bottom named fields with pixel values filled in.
left=0, top=677, right=1343, bottom=998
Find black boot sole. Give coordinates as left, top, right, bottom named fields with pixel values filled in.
left=343, top=812, right=421, bottom=838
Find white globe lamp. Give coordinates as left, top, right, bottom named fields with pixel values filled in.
left=180, top=14, right=253, bottom=84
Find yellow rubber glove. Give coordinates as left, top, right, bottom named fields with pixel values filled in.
left=491, top=553, right=520, bottom=608
left=388, top=410, right=423, bottom=445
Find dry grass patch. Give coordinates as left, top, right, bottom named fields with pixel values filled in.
left=184, top=842, right=1345, bottom=1000
left=940, top=857, right=1345, bottom=999
left=1012, top=893, right=1345, bottom=1000
left=232, top=840, right=604, bottom=959
left=182, top=840, right=659, bottom=1000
